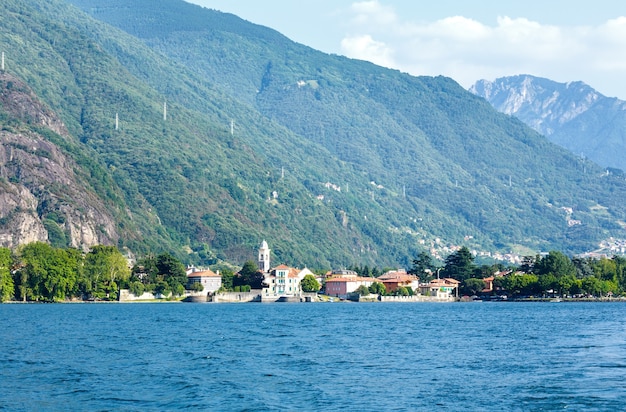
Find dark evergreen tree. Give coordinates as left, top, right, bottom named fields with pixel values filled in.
left=442, top=247, right=477, bottom=282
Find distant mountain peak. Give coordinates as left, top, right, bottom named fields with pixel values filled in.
left=471, top=74, right=626, bottom=170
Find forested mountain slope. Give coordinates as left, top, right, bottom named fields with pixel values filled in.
left=471, top=75, right=626, bottom=171
left=2, top=0, right=626, bottom=268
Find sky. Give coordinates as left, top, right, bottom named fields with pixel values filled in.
left=186, top=1, right=626, bottom=99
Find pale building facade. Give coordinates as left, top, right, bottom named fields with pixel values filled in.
left=258, top=240, right=271, bottom=273
left=187, top=268, right=222, bottom=295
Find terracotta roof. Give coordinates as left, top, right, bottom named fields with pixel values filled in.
left=326, top=277, right=382, bottom=283
left=379, top=273, right=418, bottom=283
left=428, top=278, right=459, bottom=287
left=187, top=270, right=220, bottom=278
left=268, top=265, right=302, bottom=279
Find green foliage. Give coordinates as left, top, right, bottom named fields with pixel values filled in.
left=355, top=285, right=370, bottom=296
left=16, top=242, right=81, bottom=301
left=368, top=282, right=386, bottom=295
left=409, top=251, right=437, bottom=281
left=235, top=260, right=264, bottom=289
left=0, top=248, right=14, bottom=302
left=393, top=286, right=410, bottom=296
left=443, top=247, right=478, bottom=282
left=154, top=280, right=170, bottom=296
left=462, top=278, right=486, bottom=296
left=535, top=251, right=577, bottom=278
left=129, top=280, right=144, bottom=296
left=84, top=245, right=130, bottom=298
left=171, top=283, right=185, bottom=297
left=156, top=252, right=187, bottom=289
left=189, top=282, right=204, bottom=292
left=218, top=268, right=234, bottom=291
left=300, top=274, right=320, bottom=292
left=42, top=219, right=69, bottom=249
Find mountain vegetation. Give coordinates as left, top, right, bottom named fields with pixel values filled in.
left=471, top=75, right=626, bottom=172
left=1, top=0, right=626, bottom=270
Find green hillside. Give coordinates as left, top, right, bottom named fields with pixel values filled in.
left=2, top=0, right=626, bottom=268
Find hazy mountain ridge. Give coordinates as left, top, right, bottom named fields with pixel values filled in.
left=2, top=0, right=626, bottom=267
left=471, top=75, right=626, bottom=171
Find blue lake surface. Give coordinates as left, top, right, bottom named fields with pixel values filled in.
left=1, top=301, right=626, bottom=411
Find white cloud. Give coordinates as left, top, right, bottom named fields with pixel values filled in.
left=349, top=1, right=396, bottom=26
left=341, top=34, right=395, bottom=68
left=341, top=2, right=626, bottom=98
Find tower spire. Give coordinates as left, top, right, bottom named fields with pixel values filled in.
left=258, top=240, right=271, bottom=273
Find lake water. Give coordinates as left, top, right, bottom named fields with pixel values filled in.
left=1, top=301, right=625, bottom=411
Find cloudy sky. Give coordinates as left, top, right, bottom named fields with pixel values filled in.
left=187, top=0, right=626, bottom=99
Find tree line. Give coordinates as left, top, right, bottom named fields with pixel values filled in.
left=0, top=242, right=190, bottom=302
left=409, top=247, right=626, bottom=298
left=2, top=242, right=626, bottom=302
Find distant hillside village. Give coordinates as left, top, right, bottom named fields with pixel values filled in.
left=120, top=240, right=460, bottom=303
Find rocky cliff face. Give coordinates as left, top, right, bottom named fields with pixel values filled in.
left=0, top=72, right=119, bottom=250
left=470, top=75, right=626, bottom=170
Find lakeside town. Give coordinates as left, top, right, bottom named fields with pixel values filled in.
left=122, top=240, right=460, bottom=303
left=125, top=240, right=626, bottom=304
left=3, top=238, right=626, bottom=304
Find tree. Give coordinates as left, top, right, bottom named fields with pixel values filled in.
left=154, top=280, right=170, bottom=297
left=535, top=251, right=576, bottom=278
left=132, top=254, right=159, bottom=284
left=409, top=251, right=436, bottom=279
left=538, top=274, right=558, bottom=295
left=84, top=245, right=130, bottom=299
left=171, top=283, right=185, bottom=297
left=557, top=274, right=580, bottom=296
left=368, top=281, right=386, bottom=295
left=235, top=260, right=265, bottom=289
left=497, top=273, right=539, bottom=297
left=572, top=256, right=594, bottom=278
left=156, top=252, right=187, bottom=289
left=301, top=274, right=320, bottom=292
left=442, top=247, right=477, bottom=282
left=17, top=242, right=81, bottom=301
left=129, top=281, right=145, bottom=296
left=0, top=247, right=14, bottom=302
left=462, top=278, right=486, bottom=296
left=355, top=285, right=370, bottom=296
left=219, top=268, right=234, bottom=291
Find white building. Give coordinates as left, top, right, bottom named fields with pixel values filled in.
left=258, top=240, right=271, bottom=273
left=187, top=268, right=222, bottom=296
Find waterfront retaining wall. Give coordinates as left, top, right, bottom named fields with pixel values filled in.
left=211, top=291, right=261, bottom=303
left=378, top=295, right=455, bottom=302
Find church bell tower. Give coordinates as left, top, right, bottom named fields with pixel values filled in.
left=258, top=240, right=271, bottom=273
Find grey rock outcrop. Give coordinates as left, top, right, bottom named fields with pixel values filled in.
left=0, top=72, right=119, bottom=250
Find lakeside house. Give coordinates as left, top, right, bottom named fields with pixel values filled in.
left=187, top=267, right=222, bottom=296
left=378, top=269, right=420, bottom=293
left=419, top=278, right=460, bottom=299
left=262, top=264, right=314, bottom=300
left=325, top=270, right=382, bottom=299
